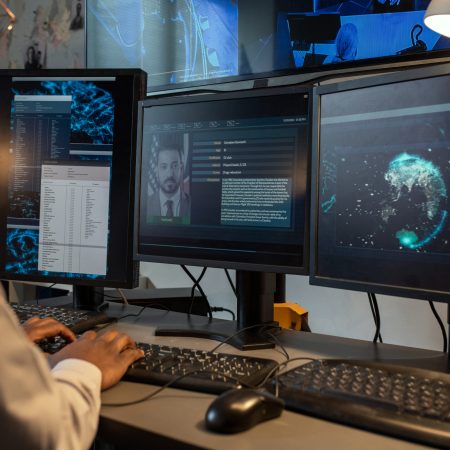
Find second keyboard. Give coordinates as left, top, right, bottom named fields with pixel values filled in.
left=124, top=342, right=278, bottom=394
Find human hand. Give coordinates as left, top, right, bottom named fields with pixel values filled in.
left=22, top=317, right=76, bottom=344
left=48, top=330, right=145, bottom=390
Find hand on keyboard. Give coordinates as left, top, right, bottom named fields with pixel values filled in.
left=22, top=317, right=76, bottom=345
left=49, top=330, right=145, bottom=390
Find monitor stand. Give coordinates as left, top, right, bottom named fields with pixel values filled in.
left=155, top=270, right=278, bottom=351
left=72, top=285, right=108, bottom=311
left=448, top=305, right=450, bottom=361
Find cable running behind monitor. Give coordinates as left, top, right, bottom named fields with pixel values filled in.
left=310, top=62, right=450, bottom=304
left=0, top=69, right=147, bottom=309
left=134, top=86, right=311, bottom=349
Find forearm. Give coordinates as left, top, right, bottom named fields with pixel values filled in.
left=51, top=359, right=102, bottom=450
left=0, top=294, right=102, bottom=450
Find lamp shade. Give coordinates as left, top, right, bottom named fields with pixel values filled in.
left=424, top=0, right=450, bottom=37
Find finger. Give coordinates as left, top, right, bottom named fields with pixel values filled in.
left=38, top=323, right=76, bottom=342
left=55, top=324, right=76, bottom=342
left=80, top=330, right=97, bottom=340
left=111, top=333, right=136, bottom=352
left=120, top=347, right=145, bottom=366
left=99, top=330, right=120, bottom=343
left=39, top=317, right=60, bottom=325
left=25, top=317, right=40, bottom=325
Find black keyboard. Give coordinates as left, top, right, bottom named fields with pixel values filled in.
left=268, top=359, right=450, bottom=448
left=12, top=303, right=113, bottom=334
left=124, top=342, right=278, bottom=394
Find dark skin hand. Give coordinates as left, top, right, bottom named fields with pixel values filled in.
left=48, top=330, right=145, bottom=390
left=22, top=318, right=144, bottom=390
left=22, top=317, right=76, bottom=343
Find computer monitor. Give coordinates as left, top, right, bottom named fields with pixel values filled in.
left=310, top=62, right=450, bottom=304
left=134, top=86, right=311, bottom=348
left=0, top=69, right=147, bottom=309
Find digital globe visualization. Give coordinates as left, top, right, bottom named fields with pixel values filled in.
left=325, top=150, right=449, bottom=253
left=382, top=153, right=447, bottom=250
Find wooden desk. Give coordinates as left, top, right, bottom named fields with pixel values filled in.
left=98, top=303, right=448, bottom=450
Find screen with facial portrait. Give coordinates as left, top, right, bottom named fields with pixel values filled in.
left=135, top=87, right=311, bottom=273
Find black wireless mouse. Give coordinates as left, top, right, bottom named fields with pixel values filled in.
left=204, top=388, right=284, bottom=434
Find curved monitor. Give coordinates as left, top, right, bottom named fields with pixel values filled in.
left=134, top=86, right=311, bottom=274
left=0, top=69, right=146, bottom=288
left=87, top=0, right=450, bottom=92
left=310, top=62, right=450, bottom=303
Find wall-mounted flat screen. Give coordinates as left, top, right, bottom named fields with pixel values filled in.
left=87, top=0, right=450, bottom=92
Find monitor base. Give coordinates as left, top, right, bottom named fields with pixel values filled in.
left=155, top=320, right=277, bottom=351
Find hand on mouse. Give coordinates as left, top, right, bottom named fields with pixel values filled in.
left=48, top=329, right=144, bottom=390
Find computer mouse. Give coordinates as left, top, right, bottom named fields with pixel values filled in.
left=204, top=388, right=284, bottom=434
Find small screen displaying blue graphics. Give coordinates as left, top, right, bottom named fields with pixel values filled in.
left=88, top=0, right=238, bottom=89
left=6, top=77, right=116, bottom=280
left=315, top=72, right=450, bottom=297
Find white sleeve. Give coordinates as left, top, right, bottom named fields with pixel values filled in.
left=0, top=293, right=102, bottom=450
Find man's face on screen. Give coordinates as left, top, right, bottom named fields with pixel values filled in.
left=157, top=148, right=183, bottom=195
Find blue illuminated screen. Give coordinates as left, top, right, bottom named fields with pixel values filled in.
left=87, top=0, right=450, bottom=90
left=6, top=77, right=115, bottom=281
left=315, top=72, right=450, bottom=296
left=87, top=0, right=238, bottom=88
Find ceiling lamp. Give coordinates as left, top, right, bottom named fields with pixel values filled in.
left=424, top=0, right=450, bottom=38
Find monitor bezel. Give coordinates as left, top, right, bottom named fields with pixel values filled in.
left=0, top=68, right=146, bottom=288
left=134, top=85, right=312, bottom=275
left=310, top=61, right=450, bottom=303
left=144, top=49, right=450, bottom=94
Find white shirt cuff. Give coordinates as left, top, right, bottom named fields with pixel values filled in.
left=51, top=358, right=102, bottom=391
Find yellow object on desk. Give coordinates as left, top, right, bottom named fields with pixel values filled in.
left=274, top=302, right=308, bottom=331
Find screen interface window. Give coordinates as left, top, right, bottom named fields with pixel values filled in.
left=138, top=93, right=310, bottom=269
left=316, top=74, right=450, bottom=294
left=6, top=77, right=116, bottom=280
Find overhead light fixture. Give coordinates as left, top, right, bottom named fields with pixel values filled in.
left=424, top=0, right=450, bottom=38
left=0, top=0, right=16, bottom=34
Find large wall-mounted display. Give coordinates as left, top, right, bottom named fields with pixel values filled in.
left=87, top=0, right=450, bottom=91
left=87, top=0, right=238, bottom=89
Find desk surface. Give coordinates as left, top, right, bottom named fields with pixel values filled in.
left=98, top=303, right=449, bottom=450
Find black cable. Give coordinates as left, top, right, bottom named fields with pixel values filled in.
left=265, top=331, right=290, bottom=361
left=132, top=303, right=172, bottom=312
left=180, top=265, right=213, bottom=318
left=367, top=293, right=379, bottom=342
left=224, top=269, right=238, bottom=298
left=189, top=267, right=207, bottom=314
left=117, top=306, right=147, bottom=321
left=210, top=306, right=236, bottom=321
left=428, top=301, right=448, bottom=353
left=102, top=369, right=258, bottom=407
left=367, top=292, right=377, bottom=327
left=258, top=356, right=318, bottom=389
left=367, top=292, right=383, bottom=343
left=371, top=293, right=383, bottom=343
